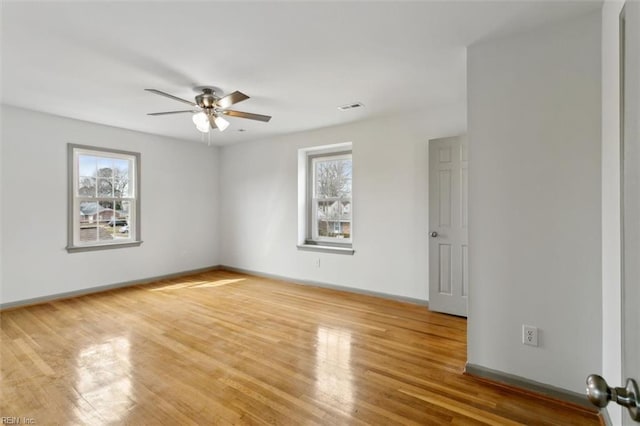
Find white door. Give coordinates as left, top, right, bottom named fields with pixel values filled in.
left=428, top=135, right=468, bottom=317
left=591, top=4, right=640, bottom=423
left=622, top=2, right=640, bottom=424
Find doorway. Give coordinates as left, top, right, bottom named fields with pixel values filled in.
left=428, top=135, right=468, bottom=317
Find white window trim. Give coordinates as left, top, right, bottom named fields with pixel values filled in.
left=310, top=152, right=353, bottom=244
left=66, top=144, right=143, bottom=253
left=297, top=143, right=354, bottom=255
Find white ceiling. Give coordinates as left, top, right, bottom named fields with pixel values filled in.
left=1, top=1, right=601, bottom=146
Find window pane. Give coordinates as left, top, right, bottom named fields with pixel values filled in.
left=315, top=158, right=352, bottom=198
left=79, top=224, right=99, bottom=243
left=108, top=201, right=131, bottom=238
left=116, top=202, right=131, bottom=237
left=97, top=158, right=114, bottom=178
left=97, top=201, right=114, bottom=221
left=97, top=178, right=113, bottom=196
left=316, top=200, right=325, bottom=219
left=318, top=220, right=348, bottom=239
left=78, top=201, right=131, bottom=244
left=79, top=201, right=98, bottom=243
left=78, top=212, right=114, bottom=243
left=78, top=176, right=96, bottom=197
left=80, top=201, right=98, bottom=223
left=340, top=200, right=351, bottom=219
left=342, top=221, right=351, bottom=238
left=119, top=200, right=131, bottom=220
left=328, top=200, right=340, bottom=220
left=96, top=201, right=114, bottom=242
left=318, top=220, right=329, bottom=237
left=78, top=155, right=98, bottom=177
left=78, top=155, right=131, bottom=198
left=120, top=201, right=131, bottom=237
left=113, top=159, right=131, bottom=197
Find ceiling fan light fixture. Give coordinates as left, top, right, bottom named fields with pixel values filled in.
left=192, top=112, right=210, bottom=133
left=214, top=115, right=230, bottom=132
left=196, top=123, right=210, bottom=133
left=192, top=112, right=208, bottom=126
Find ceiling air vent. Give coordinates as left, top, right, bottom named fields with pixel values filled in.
left=338, top=102, right=364, bottom=111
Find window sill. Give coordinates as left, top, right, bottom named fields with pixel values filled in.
left=297, top=244, right=354, bottom=255
left=66, top=240, right=143, bottom=253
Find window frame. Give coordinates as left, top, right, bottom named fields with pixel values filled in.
left=66, top=144, right=142, bottom=253
left=308, top=151, right=353, bottom=245
left=297, top=143, right=354, bottom=255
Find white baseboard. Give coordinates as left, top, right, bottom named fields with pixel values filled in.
left=465, top=363, right=599, bottom=413
left=220, top=265, right=429, bottom=306
left=0, top=265, right=221, bottom=310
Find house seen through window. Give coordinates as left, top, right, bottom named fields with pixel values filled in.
left=67, top=144, right=142, bottom=252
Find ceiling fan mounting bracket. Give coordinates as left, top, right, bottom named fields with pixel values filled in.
left=193, top=85, right=222, bottom=94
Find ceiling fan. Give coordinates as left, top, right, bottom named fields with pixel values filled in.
left=145, top=87, right=271, bottom=133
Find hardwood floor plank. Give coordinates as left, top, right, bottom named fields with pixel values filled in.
left=0, top=270, right=600, bottom=425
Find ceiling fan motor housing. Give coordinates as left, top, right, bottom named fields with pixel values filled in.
left=195, top=88, right=218, bottom=109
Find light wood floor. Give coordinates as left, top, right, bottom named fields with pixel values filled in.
left=1, top=270, right=600, bottom=425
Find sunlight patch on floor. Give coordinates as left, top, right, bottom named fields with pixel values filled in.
left=191, top=278, right=246, bottom=288
left=314, top=327, right=354, bottom=411
left=74, top=336, right=133, bottom=423
left=149, top=278, right=246, bottom=291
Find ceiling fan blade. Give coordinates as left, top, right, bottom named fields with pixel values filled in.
left=208, top=115, right=218, bottom=130
left=222, top=110, right=272, bottom=122
left=144, top=89, right=196, bottom=106
left=216, top=91, right=249, bottom=109
left=147, top=110, right=198, bottom=116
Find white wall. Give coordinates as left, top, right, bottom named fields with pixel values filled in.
left=219, top=104, right=465, bottom=301
left=1, top=105, right=220, bottom=305
left=601, top=1, right=624, bottom=423
left=467, top=11, right=602, bottom=394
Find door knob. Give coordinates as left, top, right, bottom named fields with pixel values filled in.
left=586, top=374, right=640, bottom=421
left=430, top=231, right=438, bottom=238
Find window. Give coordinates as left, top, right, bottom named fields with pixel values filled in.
left=298, top=143, right=354, bottom=255
left=67, top=144, right=142, bottom=252
left=311, top=153, right=352, bottom=243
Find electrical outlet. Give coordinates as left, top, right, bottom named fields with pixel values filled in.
left=315, top=258, right=321, bottom=268
left=523, top=325, right=538, bottom=347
